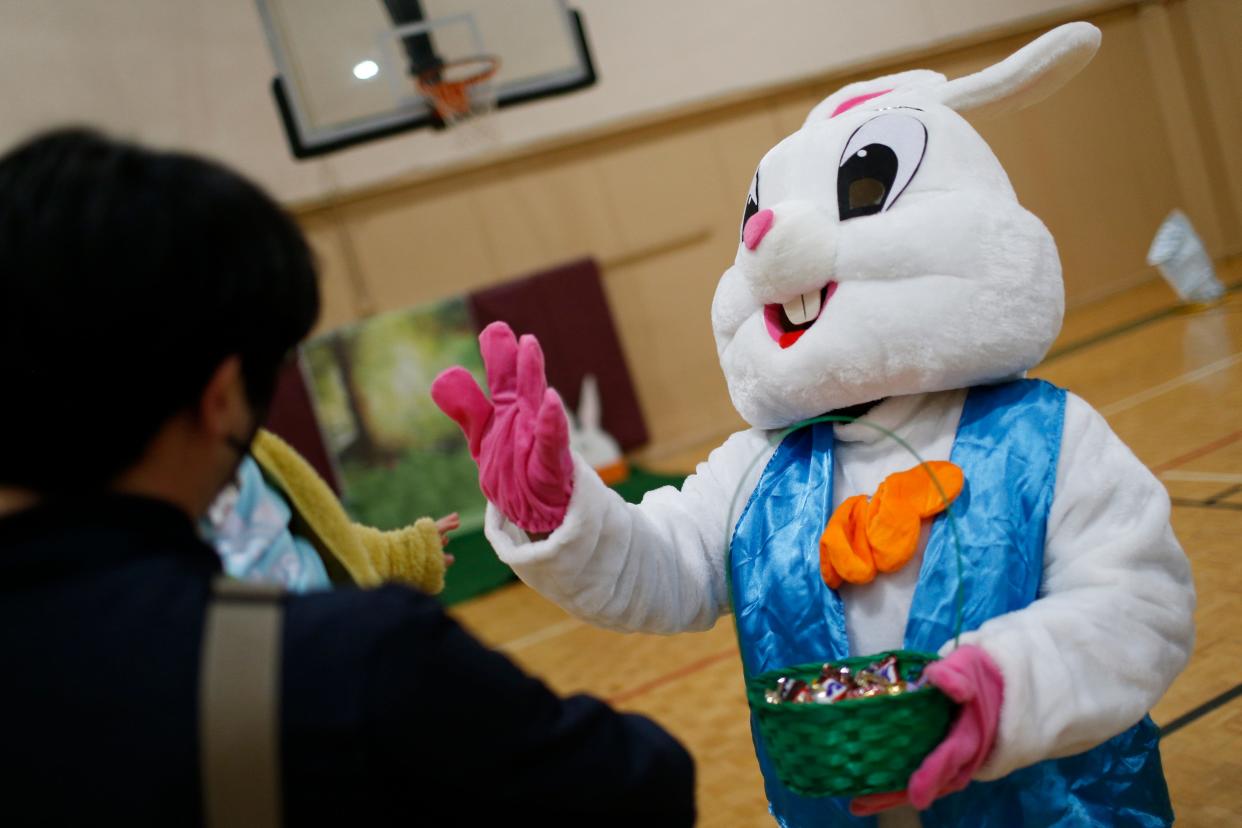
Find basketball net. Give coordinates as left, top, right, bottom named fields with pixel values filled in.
left=417, top=56, right=501, bottom=147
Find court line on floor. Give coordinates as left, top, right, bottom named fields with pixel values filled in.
left=1160, top=682, right=1242, bottom=738
left=1170, top=498, right=1242, bottom=513
left=608, top=647, right=738, bottom=705
left=1207, top=484, right=1242, bottom=504
left=1046, top=308, right=1184, bottom=364
left=1160, top=470, right=1242, bottom=484
left=1152, top=429, right=1242, bottom=474
left=1098, top=352, right=1242, bottom=418
left=495, top=618, right=584, bottom=654
left=1042, top=280, right=1241, bottom=364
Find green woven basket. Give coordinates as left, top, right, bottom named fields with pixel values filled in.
left=727, top=414, right=969, bottom=800
left=747, top=649, right=954, bottom=798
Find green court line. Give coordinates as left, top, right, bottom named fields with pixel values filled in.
left=1206, top=483, right=1242, bottom=505
left=1043, top=280, right=1242, bottom=365
left=1169, top=497, right=1242, bottom=513
left=1160, top=682, right=1242, bottom=738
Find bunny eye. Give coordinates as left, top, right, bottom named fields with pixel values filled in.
left=837, top=113, right=927, bottom=221
left=740, top=170, right=760, bottom=240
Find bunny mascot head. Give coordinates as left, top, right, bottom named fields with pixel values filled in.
left=713, top=23, right=1099, bottom=429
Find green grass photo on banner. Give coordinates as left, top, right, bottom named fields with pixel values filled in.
left=300, top=297, right=487, bottom=539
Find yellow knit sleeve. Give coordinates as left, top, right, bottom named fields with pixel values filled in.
left=252, top=429, right=447, bottom=593
left=353, top=519, right=447, bottom=595
left=251, top=429, right=381, bottom=587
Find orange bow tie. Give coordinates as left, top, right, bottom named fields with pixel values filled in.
left=819, top=461, right=964, bottom=589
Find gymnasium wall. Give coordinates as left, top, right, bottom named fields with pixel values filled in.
left=294, top=0, right=1242, bottom=459
left=0, top=0, right=1122, bottom=202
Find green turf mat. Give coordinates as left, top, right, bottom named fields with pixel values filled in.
left=438, top=465, right=687, bottom=606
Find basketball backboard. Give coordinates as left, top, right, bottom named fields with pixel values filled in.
left=256, top=0, right=596, bottom=159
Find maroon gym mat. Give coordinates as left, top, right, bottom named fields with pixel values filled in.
left=467, top=258, right=648, bottom=451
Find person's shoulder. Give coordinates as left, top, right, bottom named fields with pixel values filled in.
left=283, top=583, right=450, bottom=653
left=287, top=581, right=442, bottom=621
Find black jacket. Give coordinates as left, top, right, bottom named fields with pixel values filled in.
left=0, top=495, right=695, bottom=826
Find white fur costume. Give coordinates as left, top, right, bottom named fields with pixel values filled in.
left=483, top=22, right=1194, bottom=824
left=489, top=391, right=1192, bottom=780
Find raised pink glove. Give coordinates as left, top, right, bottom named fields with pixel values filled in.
left=850, top=644, right=1004, bottom=815
left=430, top=322, right=574, bottom=534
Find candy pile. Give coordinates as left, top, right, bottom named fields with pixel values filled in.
left=764, top=655, right=927, bottom=705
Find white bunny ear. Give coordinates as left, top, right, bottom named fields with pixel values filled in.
left=577, top=374, right=601, bottom=432
left=804, top=69, right=946, bottom=127
left=930, top=22, right=1100, bottom=119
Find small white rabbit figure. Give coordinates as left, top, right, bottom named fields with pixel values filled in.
left=476, top=22, right=1193, bottom=827
left=567, top=374, right=628, bottom=485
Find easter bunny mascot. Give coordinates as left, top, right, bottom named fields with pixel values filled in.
left=432, top=22, right=1193, bottom=827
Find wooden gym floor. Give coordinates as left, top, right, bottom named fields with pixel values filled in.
left=450, top=257, right=1242, bottom=826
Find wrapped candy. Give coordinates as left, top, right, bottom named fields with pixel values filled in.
left=811, top=678, right=851, bottom=705
left=765, top=654, right=927, bottom=705
left=874, top=655, right=901, bottom=684
left=819, top=664, right=854, bottom=685
left=766, top=676, right=811, bottom=704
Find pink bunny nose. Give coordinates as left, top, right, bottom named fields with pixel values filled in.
left=743, top=209, right=774, bottom=250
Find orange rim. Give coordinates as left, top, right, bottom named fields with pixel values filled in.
left=416, top=56, right=500, bottom=119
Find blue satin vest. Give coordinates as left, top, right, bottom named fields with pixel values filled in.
left=729, top=380, right=1173, bottom=827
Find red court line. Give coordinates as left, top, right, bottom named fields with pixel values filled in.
left=608, top=647, right=738, bottom=705
left=1153, top=429, right=1242, bottom=474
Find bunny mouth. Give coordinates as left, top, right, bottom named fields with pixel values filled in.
left=763, top=282, right=837, bottom=349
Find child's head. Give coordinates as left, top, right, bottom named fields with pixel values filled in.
left=0, top=129, right=320, bottom=494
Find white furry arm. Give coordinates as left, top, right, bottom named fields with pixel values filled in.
left=484, top=429, right=772, bottom=634
left=957, top=392, right=1194, bottom=780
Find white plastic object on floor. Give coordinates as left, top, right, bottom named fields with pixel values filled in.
left=1147, top=209, right=1224, bottom=303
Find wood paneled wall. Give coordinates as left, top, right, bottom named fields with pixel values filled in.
left=296, top=0, right=1242, bottom=460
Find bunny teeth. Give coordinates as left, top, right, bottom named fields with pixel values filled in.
left=763, top=282, right=839, bottom=349
left=782, top=290, right=822, bottom=326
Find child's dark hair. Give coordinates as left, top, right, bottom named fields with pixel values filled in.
left=0, top=128, right=319, bottom=492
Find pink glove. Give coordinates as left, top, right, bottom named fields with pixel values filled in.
left=430, top=322, right=574, bottom=534
left=850, top=645, right=1004, bottom=815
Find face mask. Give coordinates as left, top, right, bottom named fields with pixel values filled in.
left=207, top=397, right=267, bottom=528
left=201, top=416, right=259, bottom=540
left=199, top=475, right=241, bottom=541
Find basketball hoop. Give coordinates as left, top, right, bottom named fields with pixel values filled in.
left=417, top=55, right=500, bottom=126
